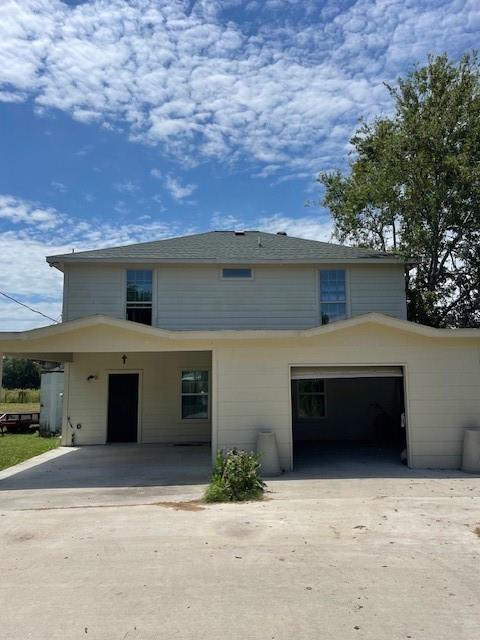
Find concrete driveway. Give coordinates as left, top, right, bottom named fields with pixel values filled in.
left=0, top=444, right=212, bottom=509
left=1, top=445, right=480, bottom=639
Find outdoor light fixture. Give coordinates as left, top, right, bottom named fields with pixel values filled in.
left=121, top=354, right=128, bottom=365
left=86, top=374, right=98, bottom=382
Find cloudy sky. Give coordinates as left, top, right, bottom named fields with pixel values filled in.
left=0, top=0, right=478, bottom=330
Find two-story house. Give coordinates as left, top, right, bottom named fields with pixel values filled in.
left=1, top=230, right=479, bottom=470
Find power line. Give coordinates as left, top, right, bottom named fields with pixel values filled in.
left=0, top=290, right=59, bottom=324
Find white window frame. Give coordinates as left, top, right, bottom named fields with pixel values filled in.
left=220, top=267, right=254, bottom=280
left=125, top=268, right=155, bottom=325
left=180, top=369, right=210, bottom=422
left=318, top=268, right=349, bottom=324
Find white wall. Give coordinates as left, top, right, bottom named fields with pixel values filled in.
left=213, top=326, right=480, bottom=470
left=63, top=351, right=211, bottom=445
left=62, top=263, right=407, bottom=328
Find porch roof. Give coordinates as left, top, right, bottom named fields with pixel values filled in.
left=0, top=313, right=479, bottom=362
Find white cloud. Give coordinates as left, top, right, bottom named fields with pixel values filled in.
left=114, top=180, right=139, bottom=194
left=0, top=195, right=62, bottom=230
left=164, top=175, right=197, bottom=201
left=257, top=213, right=334, bottom=242
left=51, top=180, right=67, bottom=193
left=210, top=211, right=334, bottom=241
left=0, top=90, right=25, bottom=102
left=0, top=0, right=477, bottom=175
left=150, top=168, right=162, bottom=179
left=0, top=193, right=183, bottom=330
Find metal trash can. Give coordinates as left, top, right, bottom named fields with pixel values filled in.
left=462, top=428, right=480, bottom=473
left=256, top=430, right=281, bottom=476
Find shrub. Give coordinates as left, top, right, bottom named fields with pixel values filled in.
left=204, top=449, right=266, bottom=503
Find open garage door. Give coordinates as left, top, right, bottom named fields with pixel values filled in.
left=291, top=366, right=407, bottom=470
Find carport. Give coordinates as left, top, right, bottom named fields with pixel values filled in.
left=291, top=366, right=407, bottom=469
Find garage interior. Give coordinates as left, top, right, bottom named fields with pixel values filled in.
left=291, top=366, right=407, bottom=471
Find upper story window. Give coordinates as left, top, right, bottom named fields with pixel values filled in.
left=221, top=268, right=252, bottom=279
left=126, top=270, right=153, bottom=325
left=320, top=269, right=347, bottom=324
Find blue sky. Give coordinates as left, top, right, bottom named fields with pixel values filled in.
left=0, top=0, right=479, bottom=330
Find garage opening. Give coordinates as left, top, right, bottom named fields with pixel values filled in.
left=291, top=366, right=407, bottom=470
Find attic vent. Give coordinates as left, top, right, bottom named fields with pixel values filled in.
left=277, top=231, right=287, bottom=236
left=234, top=231, right=245, bottom=236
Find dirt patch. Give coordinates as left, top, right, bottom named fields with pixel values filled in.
left=18, top=501, right=205, bottom=512
left=3, top=532, right=36, bottom=544
left=473, top=526, right=480, bottom=538
left=155, top=500, right=205, bottom=512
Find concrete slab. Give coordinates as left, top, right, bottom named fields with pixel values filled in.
left=0, top=444, right=212, bottom=510
left=1, top=445, right=479, bottom=639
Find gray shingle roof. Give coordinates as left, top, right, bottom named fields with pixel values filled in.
left=47, top=231, right=403, bottom=265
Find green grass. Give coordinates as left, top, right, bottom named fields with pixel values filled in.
left=0, top=403, right=40, bottom=414
left=0, top=388, right=40, bottom=404
left=0, top=433, right=60, bottom=471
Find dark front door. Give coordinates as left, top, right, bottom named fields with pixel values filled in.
left=107, top=373, right=139, bottom=443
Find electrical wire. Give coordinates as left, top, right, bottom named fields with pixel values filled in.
left=0, top=290, right=59, bottom=324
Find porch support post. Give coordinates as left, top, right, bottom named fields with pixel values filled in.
left=210, top=348, right=218, bottom=465
left=61, top=362, right=70, bottom=446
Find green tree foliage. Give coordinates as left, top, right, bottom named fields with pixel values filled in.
left=2, top=358, right=41, bottom=390
left=319, top=53, right=480, bottom=327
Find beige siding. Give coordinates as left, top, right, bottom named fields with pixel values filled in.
left=65, top=351, right=211, bottom=445
left=2, top=315, right=479, bottom=471
left=213, top=327, right=480, bottom=470
left=62, top=262, right=407, bottom=328
left=349, top=265, right=407, bottom=319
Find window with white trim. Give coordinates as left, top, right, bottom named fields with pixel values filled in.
left=126, top=270, right=153, bottom=325
left=181, top=370, right=209, bottom=419
left=296, top=379, right=326, bottom=418
left=319, top=269, right=347, bottom=324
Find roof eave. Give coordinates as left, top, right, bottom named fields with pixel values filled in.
left=0, top=313, right=479, bottom=348
left=46, top=256, right=406, bottom=267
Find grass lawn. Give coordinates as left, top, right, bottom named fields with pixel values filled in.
left=0, top=433, right=60, bottom=471
left=0, top=403, right=40, bottom=414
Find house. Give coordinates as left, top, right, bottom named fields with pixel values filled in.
left=0, top=230, right=479, bottom=470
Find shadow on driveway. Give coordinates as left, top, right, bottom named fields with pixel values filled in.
left=0, top=443, right=212, bottom=492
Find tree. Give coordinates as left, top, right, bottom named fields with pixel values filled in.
left=318, top=53, right=480, bottom=327
left=1, top=357, right=41, bottom=390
